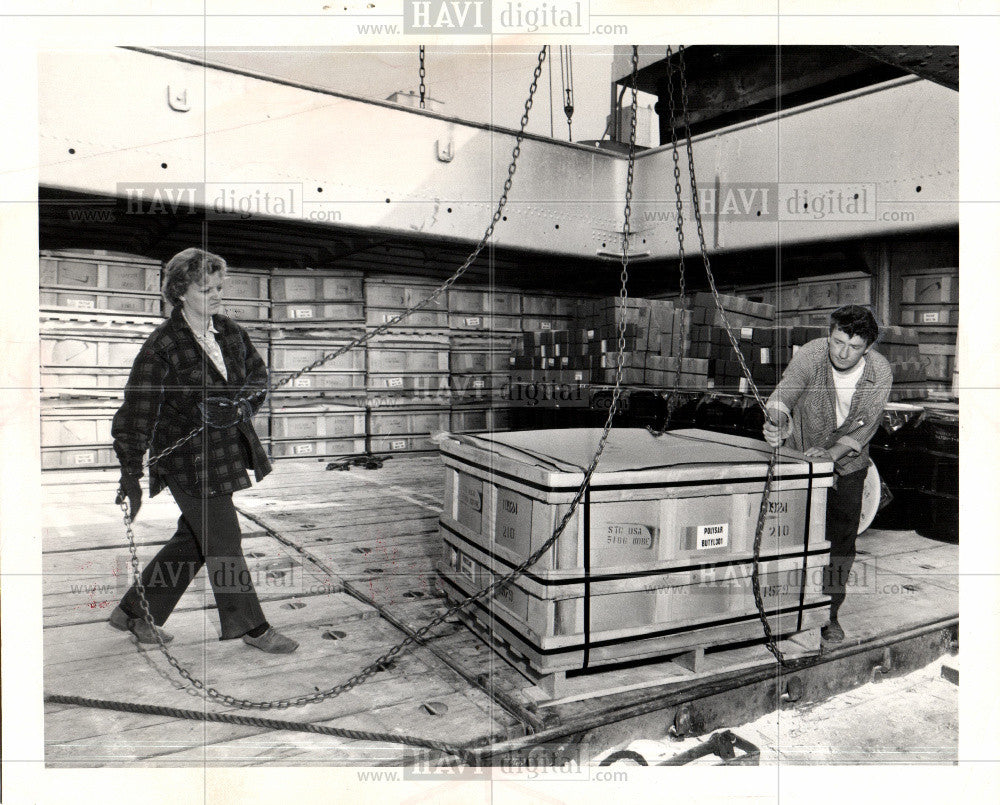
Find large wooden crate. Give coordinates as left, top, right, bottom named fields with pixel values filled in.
left=365, top=277, right=449, bottom=328
left=268, top=332, right=366, bottom=402
left=366, top=331, right=450, bottom=399
left=435, top=428, right=833, bottom=673
left=269, top=403, right=366, bottom=460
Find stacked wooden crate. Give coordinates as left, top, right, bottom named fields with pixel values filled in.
left=750, top=272, right=872, bottom=326
left=39, top=250, right=164, bottom=469
left=900, top=268, right=958, bottom=395
left=365, top=275, right=451, bottom=454
left=446, top=285, right=521, bottom=436
left=268, top=269, right=366, bottom=461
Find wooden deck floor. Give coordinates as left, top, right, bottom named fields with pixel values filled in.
left=42, top=454, right=959, bottom=767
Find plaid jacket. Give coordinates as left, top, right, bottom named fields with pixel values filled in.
left=112, top=306, right=272, bottom=498
left=766, top=337, right=893, bottom=476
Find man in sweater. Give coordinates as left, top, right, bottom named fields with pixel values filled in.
left=763, top=305, right=893, bottom=643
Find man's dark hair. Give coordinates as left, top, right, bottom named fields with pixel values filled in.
left=829, top=305, right=880, bottom=347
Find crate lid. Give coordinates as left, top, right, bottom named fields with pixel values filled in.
left=440, top=428, right=833, bottom=494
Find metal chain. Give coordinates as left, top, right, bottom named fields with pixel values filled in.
left=665, top=46, right=687, bottom=310
left=674, top=45, right=788, bottom=666
left=676, top=45, right=769, bottom=415
left=664, top=45, right=688, bottom=395
left=419, top=46, right=426, bottom=109
left=142, top=48, right=548, bottom=474
left=118, top=48, right=643, bottom=716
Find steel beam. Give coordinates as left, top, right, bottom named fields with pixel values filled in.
left=34, top=48, right=957, bottom=261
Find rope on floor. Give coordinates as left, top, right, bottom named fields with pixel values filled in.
left=44, top=693, right=475, bottom=763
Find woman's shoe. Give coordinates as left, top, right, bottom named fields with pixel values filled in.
left=242, top=627, right=299, bottom=654
left=108, top=605, right=174, bottom=644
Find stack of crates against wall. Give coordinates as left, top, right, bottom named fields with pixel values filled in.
left=520, top=292, right=577, bottom=333
left=268, top=403, right=365, bottom=461
left=40, top=250, right=163, bottom=318
left=446, top=284, right=522, bottom=433
left=40, top=401, right=120, bottom=470
left=687, top=323, right=827, bottom=396
left=448, top=335, right=514, bottom=435
left=364, top=274, right=449, bottom=330
left=509, top=297, right=696, bottom=399
left=269, top=268, right=364, bottom=328
left=39, top=250, right=164, bottom=470
left=366, top=327, right=450, bottom=455
left=436, top=428, right=833, bottom=674
left=769, top=272, right=872, bottom=326
left=39, top=313, right=156, bottom=402
left=878, top=326, right=929, bottom=401
left=899, top=267, right=958, bottom=396
left=447, top=284, right=522, bottom=335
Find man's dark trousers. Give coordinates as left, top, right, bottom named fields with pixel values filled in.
left=823, top=467, right=868, bottom=621
left=117, top=478, right=266, bottom=639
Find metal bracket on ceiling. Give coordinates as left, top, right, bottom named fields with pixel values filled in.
left=167, top=85, right=190, bottom=113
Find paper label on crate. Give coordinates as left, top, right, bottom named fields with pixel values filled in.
left=739, top=378, right=749, bottom=394
left=68, top=298, right=96, bottom=309
left=921, top=311, right=941, bottom=323
left=289, top=307, right=314, bottom=319
left=293, top=443, right=314, bottom=455
left=740, top=327, right=753, bottom=340
left=760, top=348, right=771, bottom=364
left=602, top=523, right=655, bottom=550
left=695, top=523, right=729, bottom=550
left=459, top=557, right=476, bottom=582
left=387, top=376, right=404, bottom=388
left=293, top=377, right=313, bottom=388
left=389, top=439, right=408, bottom=450
left=459, top=486, right=483, bottom=513
left=539, top=320, right=552, bottom=330
left=464, top=316, right=483, bottom=327
left=471, top=379, right=485, bottom=389
left=74, top=453, right=96, bottom=465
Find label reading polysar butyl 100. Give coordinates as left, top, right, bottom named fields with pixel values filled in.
left=696, top=523, right=729, bottom=550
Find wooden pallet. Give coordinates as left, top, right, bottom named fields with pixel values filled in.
left=440, top=580, right=822, bottom=702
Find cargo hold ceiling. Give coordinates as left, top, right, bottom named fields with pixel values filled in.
left=617, top=45, right=957, bottom=142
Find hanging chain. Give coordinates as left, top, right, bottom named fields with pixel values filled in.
left=665, top=46, right=687, bottom=310
left=418, top=46, right=426, bottom=109
left=116, top=47, right=657, bottom=716
left=673, top=45, right=788, bottom=667
left=676, top=45, right=768, bottom=416
left=665, top=45, right=688, bottom=394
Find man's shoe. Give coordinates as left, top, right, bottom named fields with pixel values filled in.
left=108, top=605, right=174, bottom=644
left=242, top=627, right=298, bottom=654
left=821, top=620, right=845, bottom=644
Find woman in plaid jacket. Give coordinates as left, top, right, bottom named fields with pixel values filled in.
left=108, top=248, right=297, bottom=653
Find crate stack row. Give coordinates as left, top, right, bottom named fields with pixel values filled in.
left=39, top=251, right=531, bottom=470
left=509, top=292, right=794, bottom=396
left=39, top=250, right=273, bottom=469
left=740, top=272, right=873, bottom=326
left=899, top=268, right=958, bottom=396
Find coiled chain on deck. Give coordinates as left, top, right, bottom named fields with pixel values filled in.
left=114, top=48, right=644, bottom=716
left=672, top=45, right=788, bottom=667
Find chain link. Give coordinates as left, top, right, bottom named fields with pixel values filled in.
left=419, top=46, right=426, bottom=109
left=673, top=45, right=788, bottom=666
left=120, top=48, right=642, bottom=715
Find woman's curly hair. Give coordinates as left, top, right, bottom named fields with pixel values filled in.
left=161, top=248, right=227, bottom=310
